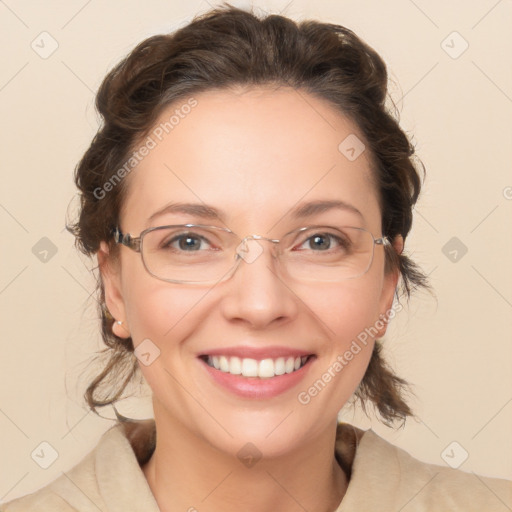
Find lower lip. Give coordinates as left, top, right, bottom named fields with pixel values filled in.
left=199, top=357, right=315, bottom=399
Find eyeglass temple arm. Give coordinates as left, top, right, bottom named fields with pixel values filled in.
left=375, top=236, right=391, bottom=246
left=112, top=227, right=141, bottom=252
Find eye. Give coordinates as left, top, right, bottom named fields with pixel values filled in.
left=162, top=232, right=212, bottom=252
left=305, top=233, right=334, bottom=251
left=294, top=230, right=351, bottom=252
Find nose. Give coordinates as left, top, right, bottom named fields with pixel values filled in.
left=219, top=237, right=298, bottom=329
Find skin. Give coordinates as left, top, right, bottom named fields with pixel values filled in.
left=99, top=86, right=403, bottom=512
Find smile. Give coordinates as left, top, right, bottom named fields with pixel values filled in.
left=204, top=355, right=310, bottom=378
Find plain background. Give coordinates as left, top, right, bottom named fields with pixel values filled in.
left=1, top=0, right=511, bottom=502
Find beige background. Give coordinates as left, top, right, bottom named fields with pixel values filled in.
left=1, top=0, right=511, bottom=502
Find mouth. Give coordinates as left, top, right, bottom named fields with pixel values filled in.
left=200, top=354, right=313, bottom=379
left=197, top=346, right=316, bottom=399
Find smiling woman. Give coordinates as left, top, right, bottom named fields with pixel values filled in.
left=2, top=4, right=511, bottom=512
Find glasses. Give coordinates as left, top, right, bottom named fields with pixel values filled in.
left=113, top=224, right=390, bottom=284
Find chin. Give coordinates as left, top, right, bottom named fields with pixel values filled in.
left=204, top=406, right=334, bottom=459
left=206, top=420, right=310, bottom=461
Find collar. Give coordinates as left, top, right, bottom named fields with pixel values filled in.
left=95, top=418, right=373, bottom=512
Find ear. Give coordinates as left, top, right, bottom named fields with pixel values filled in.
left=98, top=241, right=130, bottom=338
left=375, top=235, right=403, bottom=338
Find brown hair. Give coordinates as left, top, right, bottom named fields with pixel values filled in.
left=67, top=4, right=430, bottom=428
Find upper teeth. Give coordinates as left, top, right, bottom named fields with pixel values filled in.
left=207, top=356, right=308, bottom=378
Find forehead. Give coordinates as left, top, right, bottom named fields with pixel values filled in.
left=121, top=86, right=381, bottom=233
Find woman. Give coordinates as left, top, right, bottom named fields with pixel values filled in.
left=2, top=5, right=510, bottom=511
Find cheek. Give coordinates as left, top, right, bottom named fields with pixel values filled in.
left=292, top=281, right=382, bottom=424
left=122, top=280, right=212, bottom=394
left=293, top=278, right=383, bottom=345
left=120, top=257, right=209, bottom=348
left=127, top=288, right=206, bottom=344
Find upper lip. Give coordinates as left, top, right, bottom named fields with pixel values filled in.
left=198, top=346, right=314, bottom=360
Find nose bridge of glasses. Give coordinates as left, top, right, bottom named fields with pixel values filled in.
left=241, top=234, right=280, bottom=244
left=235, top=234, right=280, bottom=265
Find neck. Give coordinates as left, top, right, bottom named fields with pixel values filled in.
left=141, top=409, right=348, bottom=512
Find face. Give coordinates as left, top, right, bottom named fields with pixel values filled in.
left=100, top=86, right=401, bottom=458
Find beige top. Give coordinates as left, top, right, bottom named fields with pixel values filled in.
left=1, top=419, right=511, bottom=511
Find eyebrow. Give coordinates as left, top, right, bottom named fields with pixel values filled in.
left=147, top=199, right=364, bottom=223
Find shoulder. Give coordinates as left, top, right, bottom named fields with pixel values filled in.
left=0, top=448, right=101, bottom=512
left=336, top=423, right=512, bottom=512
left=1, top=419, right=158, bottom=512
left=0, top=489, right=79, bottom=512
